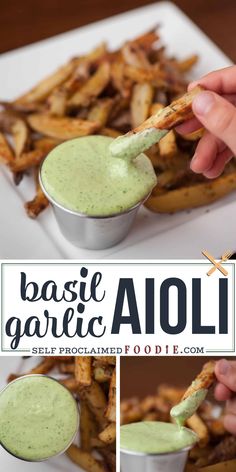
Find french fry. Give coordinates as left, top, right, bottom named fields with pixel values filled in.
left=131, top=85, right=203, bottom=134
left=47, top=88, right=67, bottom=116
left=122, top=41, right=151, bottom=68
left=182, top=362, right=216, bottom=401
left=10, top=149, right=45, bottom=173
left=106, top=368, right=116, bottom=423
left=145, top=173, right=236, bottom=213
left=66, top=444, right=107, bottom=472
left=7, top=357, right=56, bottom=382
left=88, top=99, right=114, bottom=127
left=81, top=380, right=108, bottom=429
left=27, top=114, right=99, bottom=139
left=14, top=60, right=76, bottom=104
left=59, top=377, right=79, bottom=393
left=11, top=119, right=30, bottom=157
left=58, top=362, right=75, bottom=374
left=80, top=400, right=97, bottom=452
left=157, top=384, right=186, bottom=404
left=33, top=136, right=61, bottom=153
left=186, top=413, right=210, bottom=448
left=124, top=64, right=166, bottom=86
left=25, top=185, right=49, bottom=218
left=131, top=83, right=154, bottom=128
left=75, top=356, right=92, bottom=387
left=100, top=450, right=116, bottom=472
left=68, top=62, right=110, bottom=108
left=94, top=365, right=113, bottom=383
left=0, top=132, right=14, bottom=164
left=99, top=422, right=116, bottom=444
left=100, top=127, right=121, bottom=138
left=0, top=111, right=30, bottom=157
left=201, top=436, right=236, bottom=466
left=94, top=356, right=116, bottom=365
left=199, top=460, right=236, bottom=472
left=174, top=54, right=198, bottom=72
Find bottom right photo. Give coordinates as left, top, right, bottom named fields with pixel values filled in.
left=120, top=357, right=236, bottom=472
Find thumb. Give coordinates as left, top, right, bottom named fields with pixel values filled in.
left=215, top=359, right=236, bottom=393
left=192, top=91, right=236, bottom=155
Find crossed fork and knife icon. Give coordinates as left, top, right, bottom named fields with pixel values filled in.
left=202, top=250, right=233, bottom=276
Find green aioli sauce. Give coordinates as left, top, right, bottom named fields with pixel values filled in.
left=109, top=128, right=168, bottom=161
left=170, top=389, right=208, bottom=427
left=0, top=376, right=78, bottom=461
left=120, top=421, right=197, bottom=454
left=41, top=135, right=157, bottom=216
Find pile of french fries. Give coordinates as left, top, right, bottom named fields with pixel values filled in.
left=121, top=385, right=236, bottom=471
left=1, top=28, right=236, bottom=218
left=8, top=356, right=116, bottom=472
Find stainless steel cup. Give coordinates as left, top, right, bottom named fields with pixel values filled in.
left=120, top=444, right=195, bottom=472
left=39, top=168, right=150, bottom=250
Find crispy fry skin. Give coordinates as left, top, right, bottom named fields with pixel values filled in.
left=66, top=444, right=107, bottom=472
left=106, top=368, right=116, bottom=423
left=10, top=149, right=45, bottom=173
left=27, top=114, right=99, bottom=139
left=131, top=85, right=203, bottom=134
left=94, top=356, right=116, bottom=365
left=80, top=380, right=108, bottom=429
left=131, top=82, right=154, bottom=128
left=0, top=132, right=14, bottom=164
left=68, top=62, right=110, bottom=108
left=182, top=361, right=216, bottom=401
left=99, top=422, right=116, bottom=444
left=146, top=173, right=236, bottom=213
left=25, top=186, right=49, bottom=219
left=186, top=413, right=210, bottom=448
left=75, top=356, right=92, bottom=387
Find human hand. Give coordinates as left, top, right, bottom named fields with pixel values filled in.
left=176, top=66, right=236, bottom=179
left=214, top=359, right=236, bottom=434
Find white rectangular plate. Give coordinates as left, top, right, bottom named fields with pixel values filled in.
left=0, top=1, right=235, bottom=259
left=0, top=357, right=81, bottom=471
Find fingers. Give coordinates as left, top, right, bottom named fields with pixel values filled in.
left=224, top=414, right=236, bottom=435
left=215, top=359, right=236, bottom=393
left=188, top=65, right=236, bottom=95
left=190, top=131, right=232, bottom=177
left=224, top=398, right=236, bottom=434
left=191, top=91, right=236, bottom=156
left=176, top=117, right=202, bottom=135
left=214, top=382, right=232, bottom=401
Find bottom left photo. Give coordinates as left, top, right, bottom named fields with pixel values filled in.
left=0, top=356, right=116, bottom=472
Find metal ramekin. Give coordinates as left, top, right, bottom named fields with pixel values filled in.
left=120, top=436, right=197, bottom=472
left=39, top=164, right=151, bottom=250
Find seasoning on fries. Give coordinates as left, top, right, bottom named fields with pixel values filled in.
left=7, top=356, right=116, bottom=472
left=2, top=28, right=236, bottom=219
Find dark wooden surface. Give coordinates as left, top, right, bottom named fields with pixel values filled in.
left=120, top=357, right=219, bottom=398
left=0, top=0, right=236, bottom=61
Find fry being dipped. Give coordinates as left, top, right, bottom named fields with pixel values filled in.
left=109, top=86, right=203, bottom=161
left=171, top=361, right=216, bottom=426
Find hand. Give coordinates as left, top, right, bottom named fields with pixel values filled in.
left=176, top=66, right=236, bottom=178
left=214, top=359, right=236, bottom=434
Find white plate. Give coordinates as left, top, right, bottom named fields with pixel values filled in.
left=0, top=357, right=82, bottom=471
left=0, top=1, right=235, bottom=259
